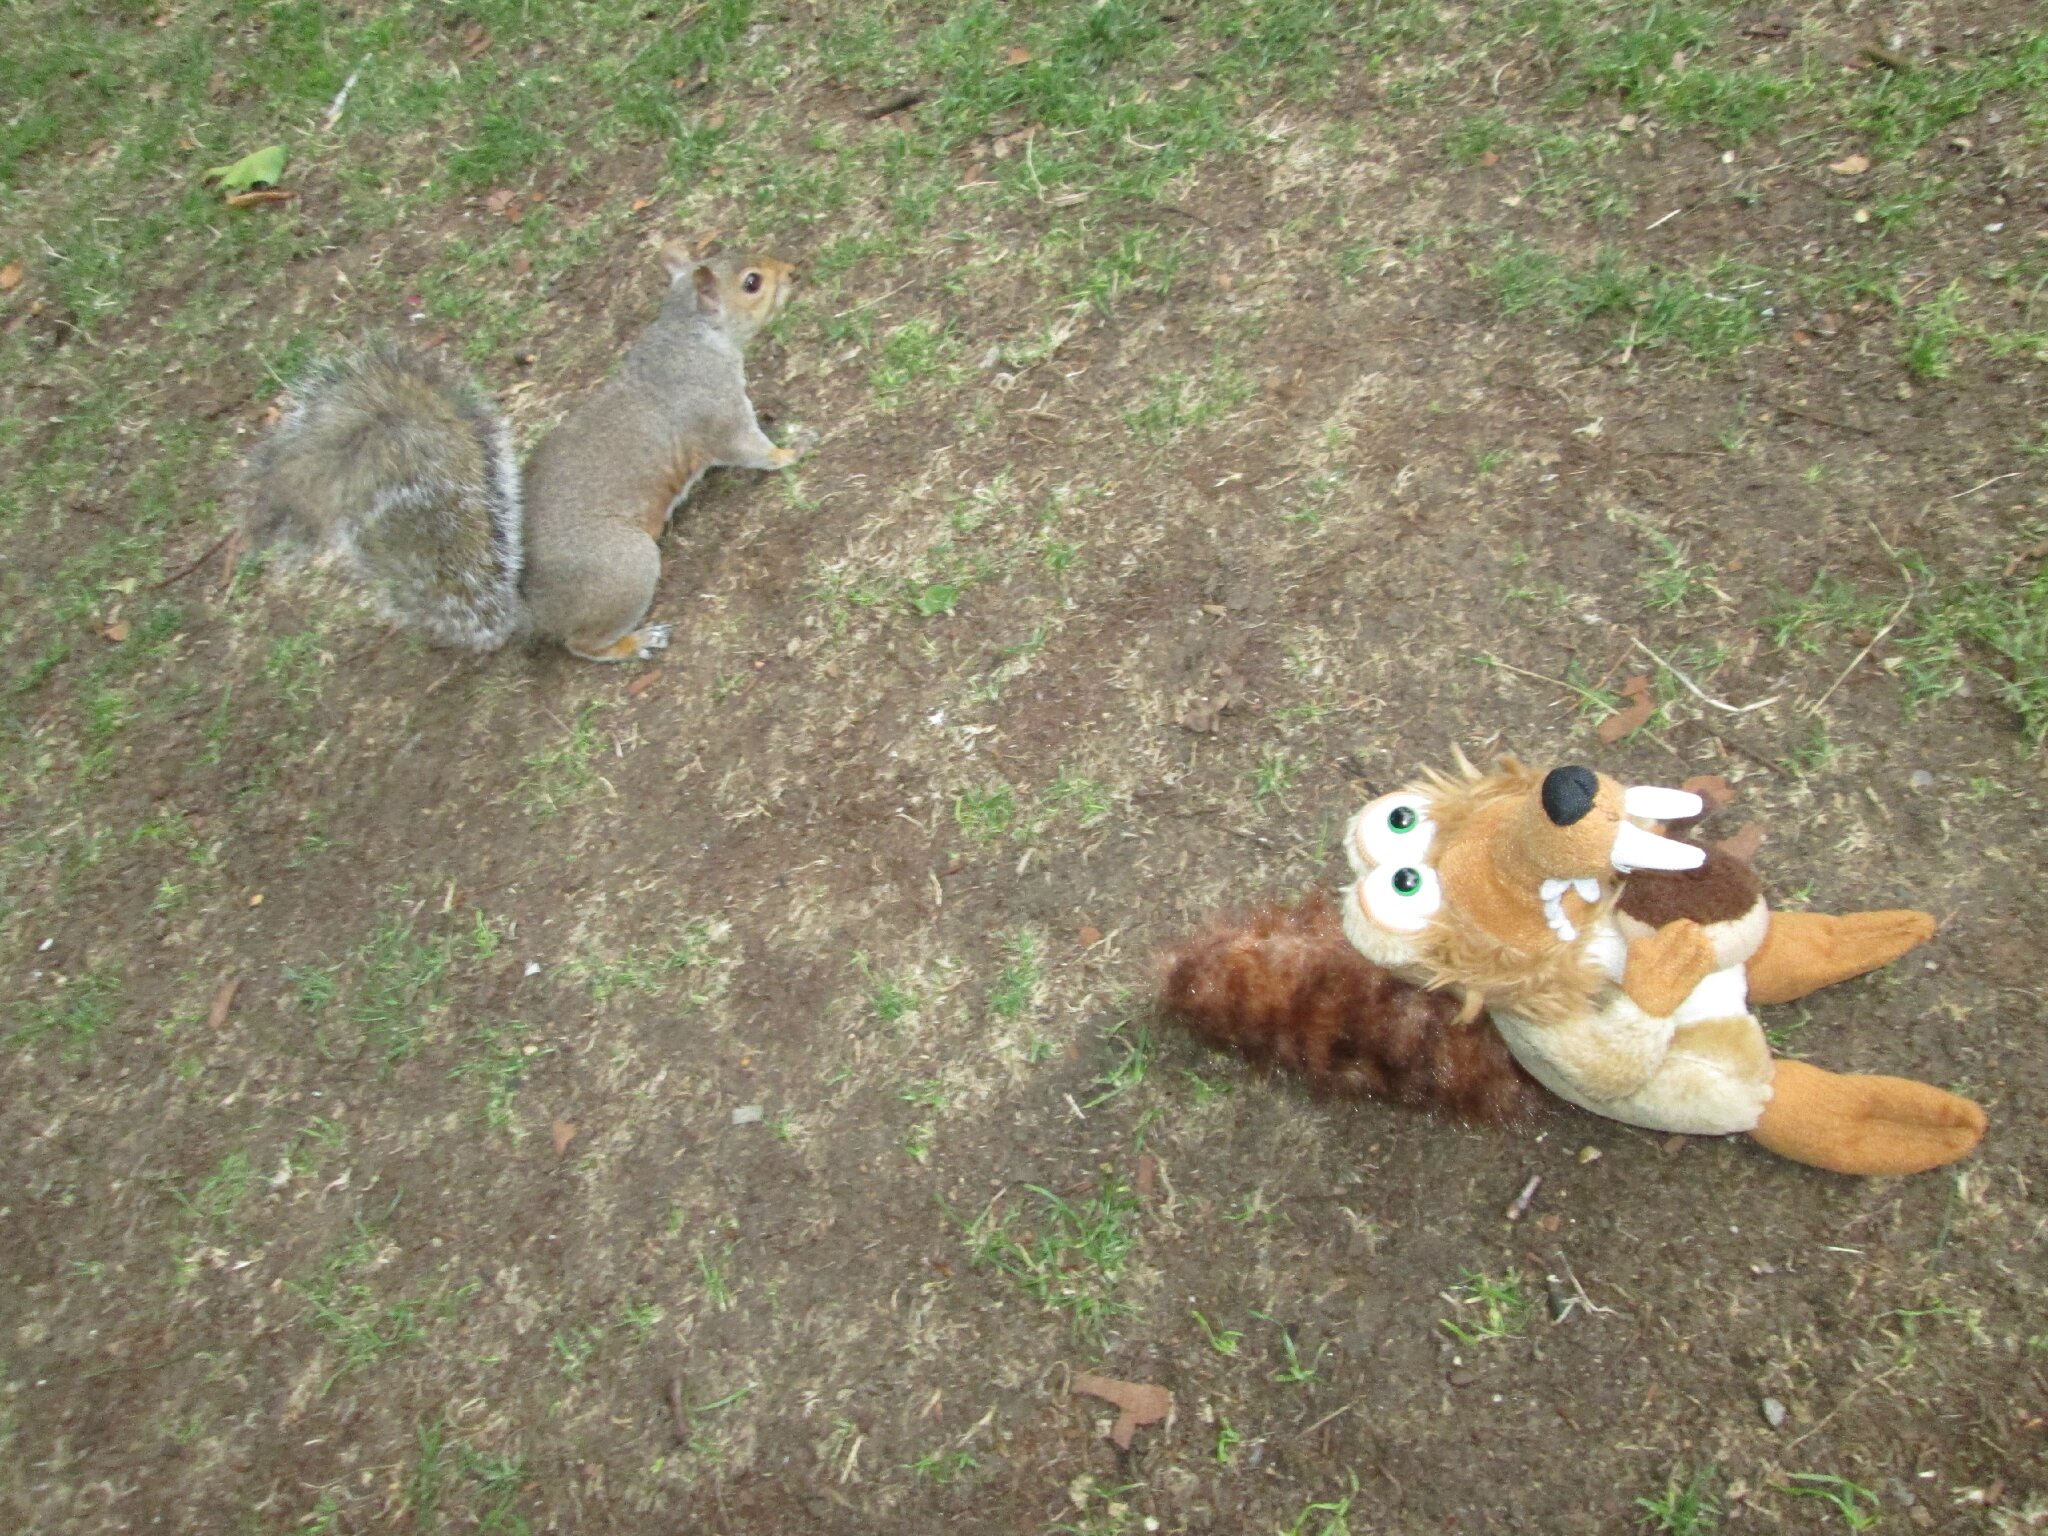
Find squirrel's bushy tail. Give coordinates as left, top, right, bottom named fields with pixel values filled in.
left=245, top=343, right=524, bottom=651
left=1160, top=890, right=1539, bottom=1124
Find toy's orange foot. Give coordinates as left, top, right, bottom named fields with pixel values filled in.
left=1752, top=1058, right=1985, bottom=1175
left=1746, top=909, right=1937, bottom=1006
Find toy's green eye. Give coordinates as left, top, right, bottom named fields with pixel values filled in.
left=1392, top=867, right=1422, bottom=896
left=1389, top=805, right=1418, bottom=833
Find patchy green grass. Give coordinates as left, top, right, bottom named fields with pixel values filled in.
left=1438, top=1269, right=1533, bottom=1345
left=1481, top=239, right=1771, bottom=360
left=1637, top=1466, right=1721, bottom=1536
left=1781, top=1473, right=1882, bottom=1531
left=7, top=969, right=120, bottom=1054
left=405, top=1415, right=533, bottom=1535
left=285, top=905, right=499, bottom=1064
left=968, top=1175, right=1141, bottom=1345
left=294, top=1224, right=474, bottom=1390
left=518, top=703, right=612, bottom=818
left=568, top=921, right=730, bottom=1005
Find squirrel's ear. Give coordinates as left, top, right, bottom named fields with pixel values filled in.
left=660, top=239, right=695, bottom=282
left=691, top=264, right=722, bottom=315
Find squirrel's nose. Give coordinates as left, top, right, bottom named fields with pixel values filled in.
left=1540, top=766, right=1599, bottom=827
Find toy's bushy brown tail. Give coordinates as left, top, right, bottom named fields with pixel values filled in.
left=1160, top=891, right=1540, bottom=1124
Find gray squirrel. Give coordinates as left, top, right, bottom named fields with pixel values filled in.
left=245, top=241, right=802, bottom=661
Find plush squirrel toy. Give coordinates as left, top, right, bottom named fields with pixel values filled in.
left=1166, top=757, right=1987, bottom=1176
left=1342, top=757, right=1986, bottom=1173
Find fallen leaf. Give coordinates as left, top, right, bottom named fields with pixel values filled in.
left=1679, top=774, right=1736, bottom=811
left=1005, top=46, right=1034, bottom=65
left=1071, top=1372, right=1171, bottom=1450
left=101, top=619, right=129, bottom=643
left=552, top=1119, right=579, bottom=1155
left=1828, top=153, right=1870, bottom=176
left=207, top=977, right=241, bottom=1030
left=1135, top=1153, right=1157, bottom=1200
left=0, top=262, right=22, bottom=292
left=1478, top=149, right=1500, bottom=167
left=1595, top=674, right=1656, bottom=744
left=461, top=23, right=491, bottom=56
left=630, top=195, right=655, bottom=212
left=223, top=188, right=293, bottom=208
left=1715, top=823, right=1766, bottom=863
left=508, top=251, right=532, bottom=277
left=1077, top=924, right=1102, bottom=948
left=204, top=144, right=287, bottom=195
left=626, top=669, right=662, bottom=698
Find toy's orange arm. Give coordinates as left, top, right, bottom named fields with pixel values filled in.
left=1621, top=919, right=1718, bottom=1017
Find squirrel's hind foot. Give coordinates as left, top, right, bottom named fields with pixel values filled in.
left=569, top=623, right=672, bottom=663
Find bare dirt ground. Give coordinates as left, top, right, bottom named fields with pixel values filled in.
left=3, top=2, right=2045, bottom=1532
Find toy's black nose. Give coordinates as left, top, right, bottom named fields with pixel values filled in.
left=1541, top=766, right=1599, bottom=827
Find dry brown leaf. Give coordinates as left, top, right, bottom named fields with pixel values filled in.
left=1005, top=46, right=1034, bottom=65
left=1135, top=1153, right=1157, bottom=1200
left=224, top=188, right=293, bottom=207
left=1072, top=1371, right=1171, bottom=1449
left=102, top=619, right=130, bottom=643
left=1077, top=924, right=1103, bottom=948
left=207, top=978, right=240, bottom=1031
left=0, top=262, right=23, bottom=293
left=1478, top=149, right=1500, bottom=167
left=1679, top=774, right=1736, bottom=811
left=1714, top=823, right=1766, bottom=863
left=626, top=670, right=662, bottom=698
left=1829, top=153, right=1871, bottom=176
left=630, top=195, right=656, bottom=212
left=1596, top=674, right=1656, bottom=744
left=552, top=1119, right=579, bottom=1155
left=508, top=251, right=532, bottom=278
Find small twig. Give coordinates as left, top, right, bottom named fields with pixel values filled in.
left=1548, top=1251, right=1615, bottom=1320
left=1643, top=207, right=1684, bottom=231
left=1947, top=470, right=2023, bottom=501
left=151, top=530, right=234, bottom=589
left=1702, top=723, right=1792, bottom=778
left=321, top=57, right=368, bottom=131
left=1505, top=1174, right=1542, bottom=1223
left=1629, top=635, right=1778, bottom=715
left=830, top=279, right=911, bottom=319
left=666, top=1375, right=691, bottom=1445
left=1296, top=1401, right=1355, bottom=1439
left=861, top=89, right=926, bottom=120
left=1764, top=394, right=1876, bottom=436
left=1474, top=653, right=1614, bottom=712
left=1808, top=586, right=1916, bottom=714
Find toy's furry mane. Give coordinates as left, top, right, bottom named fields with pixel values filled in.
left=1159, top=890, right=1540, bottom=1124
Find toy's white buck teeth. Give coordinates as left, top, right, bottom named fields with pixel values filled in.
left=1610, top=820, right=1707, bottom=873
left=1622, top=785, right=1704, bottom=822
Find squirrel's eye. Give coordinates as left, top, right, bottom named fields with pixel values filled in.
left=1360, top=861, right=1442, bottom=933
left=742, top=271, right=763, bottom=293
left=1347, top=792, right=1436, bottom=873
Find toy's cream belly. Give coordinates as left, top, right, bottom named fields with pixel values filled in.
left=1494, top=932, right=1776, bottom=1137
